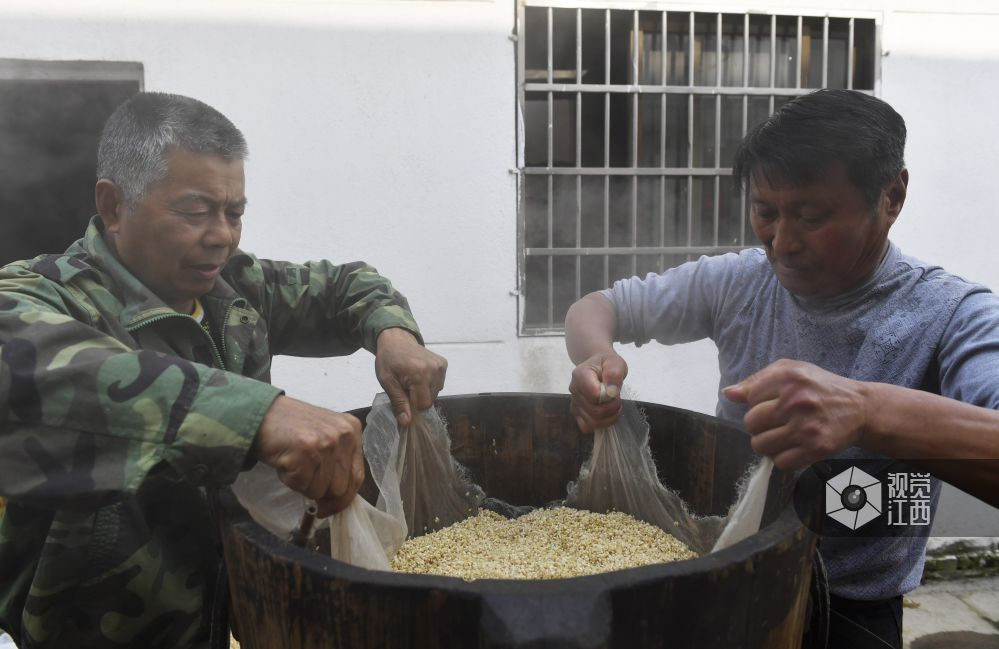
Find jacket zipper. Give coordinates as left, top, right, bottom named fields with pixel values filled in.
left=126, top=312, right=227, bottom=370
left=219, top=301, right=238, bottom=364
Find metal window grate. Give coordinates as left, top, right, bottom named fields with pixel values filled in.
left=517, top=2, right=880, bottom=333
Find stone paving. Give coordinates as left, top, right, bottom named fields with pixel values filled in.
left=904, top=575, right=999, bottom=649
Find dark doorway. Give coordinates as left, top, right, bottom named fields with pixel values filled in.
left=0, top=60, right=142, bottom=265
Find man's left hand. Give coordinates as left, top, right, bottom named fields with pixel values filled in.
left=374, top=328, right=448, bottom=427
left=723, top=359, right=871, bottom=470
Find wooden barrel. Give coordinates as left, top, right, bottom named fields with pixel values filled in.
left=217, top=393, right=819, bottom=649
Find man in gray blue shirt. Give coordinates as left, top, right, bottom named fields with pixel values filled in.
left=565, top=89, right=999, bottom=649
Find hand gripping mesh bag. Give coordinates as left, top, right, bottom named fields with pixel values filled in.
left=358, top=393, right=484, bottom=542
left=564, top=399, right=773, bottom=555
left=233, top=393, right=483, bottom=571
left=231, top=455, right=406, bottom=571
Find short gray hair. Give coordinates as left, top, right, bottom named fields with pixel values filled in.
left=96, top=92, right=248, bottom=207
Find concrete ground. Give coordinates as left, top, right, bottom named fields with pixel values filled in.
left=904, top=575, right=999, bottom=649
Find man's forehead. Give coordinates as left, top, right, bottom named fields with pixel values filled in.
left=160, top=147, right=245, bottom=183
left=749, top=162, right=849, bottom=195
left=174, top=192, right=248, bottom=207
left=151, top=150, right=247, bottom=210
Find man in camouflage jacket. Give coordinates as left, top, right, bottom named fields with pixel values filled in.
left=0, top=92, right=447, bottom=648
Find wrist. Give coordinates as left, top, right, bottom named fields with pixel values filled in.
left=568, top=339, right=616, bottom=365
left=376, top=326, right=420, bottom=350
left=856, top=381, right=886, bottom=450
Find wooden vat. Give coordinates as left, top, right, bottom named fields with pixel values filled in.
left=217, top=393, right=820, bottom=649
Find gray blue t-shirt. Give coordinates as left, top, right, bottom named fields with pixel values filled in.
left=603, top=241, right=999, bottom=599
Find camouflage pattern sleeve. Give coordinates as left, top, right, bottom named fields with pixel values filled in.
left=0, top=266, right=282, bottom=510
left=224, top=253, right=424, bottom=357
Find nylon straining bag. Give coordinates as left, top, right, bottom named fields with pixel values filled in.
left=231, top=446, right=405, bottom=571
left=358, top=393, right=485, bottom=547
left=564, top=399, right=771, bottom=555
left=233, top=394, right=482, bottom=571
left=232, top=462, right=308, bottom=539
left=328, top=496, right=404, bottom=571
left=711, top=456, right=774, bottom=552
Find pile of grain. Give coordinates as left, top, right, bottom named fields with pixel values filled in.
left=391, top=507, right=696, bottom=580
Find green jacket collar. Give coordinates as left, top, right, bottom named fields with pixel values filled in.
left=73, top=216, right=247, bottom=330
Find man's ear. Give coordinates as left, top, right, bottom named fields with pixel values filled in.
left=95, top=179, right=126, bottom=232
left=884, top=168, right=908, bottom=225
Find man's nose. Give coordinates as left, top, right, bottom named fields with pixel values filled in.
left=770, top=217, right=802, bottom=257
left=203, top=214, right=236, bottom=247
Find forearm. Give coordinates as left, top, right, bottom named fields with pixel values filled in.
left=250, top=257, right=421, bottom=357
left=1, top=338, right=279, bottom=508
left=861, top=382, right=999, bottom=506
left=565, top=292, right=618, bottom=364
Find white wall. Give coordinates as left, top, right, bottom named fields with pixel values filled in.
left=0, top=0, right=523, bottom=413
left=2, top=1, right=997, bottom=526
left=883, top=9, right=999, bottom=292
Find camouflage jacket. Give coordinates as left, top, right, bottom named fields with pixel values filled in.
left=0, top=218, right=421, bottom=648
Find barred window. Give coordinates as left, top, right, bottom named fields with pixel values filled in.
left=516, top=3, right=879, bottom=333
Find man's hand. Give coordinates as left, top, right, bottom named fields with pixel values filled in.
left=255, top=395, right=364, bottom=517
left=568, top=351, right=628, bottom=432
left=723, top=359, right=871, bottom=470
left=374, top=327, right=447, bottom=427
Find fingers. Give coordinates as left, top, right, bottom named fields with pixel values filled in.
left=750, top=425, right=821, bottom=472
left=308, top=414, right=361, bottom=501
left=315, top=454, right=365, bottom=517
left=569, top=352, right=628, bottom=404
left=747, top=416, right=820, bottom=468
left=733, top=360, right=864, bottom=468
left=741, top=397, right=782, bottom=436
left=570, top=395, right=622, bottom=432
left=725, top=358, right=830, bottom=409
left=408, top=381, right=434, bottom=414
left=256, top=397, right=365, bottom=516
left=384, top=376, right=413, bottom=428
left=431, top=359, right=447, bottom=400
left=317, top=431, right=367, bottom=516
left=748, top=421, right=790, bottom=458
left=722, top=383, right=748, bottom=403
left=723, top=366, right=783, bottom=407
left=570, top=363, right=603, bottom=404
left=384, top=376, right=434, bottom=428
left=329, top=435, right=354, bottom=499
left=375, top=332, right=448, bottom=427
left=401, top=351, right=447, bottom=411
left=600, top=354, right=628, bottom=395
left=568, top=352, right=629, bottom=432
left=352, top=441, right=365, bottom=486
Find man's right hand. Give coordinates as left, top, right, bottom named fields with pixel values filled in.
left=568, top=351, right=629, bottom=433
left=254, top=395, right=364, bottom=517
